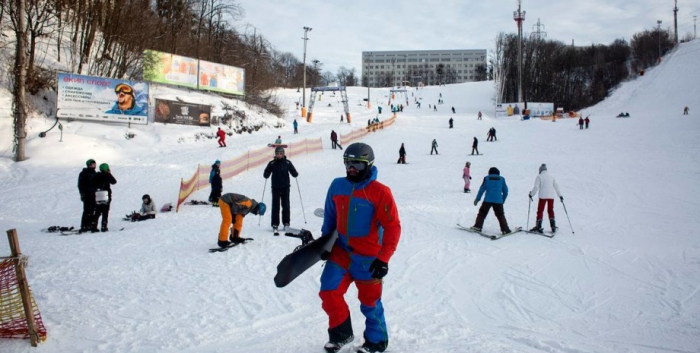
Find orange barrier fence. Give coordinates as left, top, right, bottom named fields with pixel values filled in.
left=339, top=113, right=397, bottom=147
left=176, top=138, right=323, bottom=212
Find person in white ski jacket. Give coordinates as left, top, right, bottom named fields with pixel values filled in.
left=528, top=164, right=563, bottom=233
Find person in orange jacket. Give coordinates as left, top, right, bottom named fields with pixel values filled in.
left=217, top=193, right=266, bottom=248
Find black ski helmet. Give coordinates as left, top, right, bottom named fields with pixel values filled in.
left=142, top=194, right=151, bottom=203
left=274, top=146, right=285, bottom=155
left=343, top=142, right=374, bottom=165
left=343, top=143, right=375, bottom=182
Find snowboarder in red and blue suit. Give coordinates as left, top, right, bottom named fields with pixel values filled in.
left=320, top=142, right=401, bottom=353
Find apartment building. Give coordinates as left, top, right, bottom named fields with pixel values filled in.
left=361, top=49, right=487, bottom=87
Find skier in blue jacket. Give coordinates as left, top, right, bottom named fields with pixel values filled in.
left=470, top=167, right=512, bottom=234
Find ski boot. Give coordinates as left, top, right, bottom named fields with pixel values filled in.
left=529, top=219, right=543, bottom=233
left=324, top=317, right=354, bottom=353
left=283, top=223, right=290, bottom=232
left=502, top=228, right=512, bottom=235
left=272, top=225, right=279, bottom=236
left=357, top=338, right=388, bottom=353
left=217, top=240, right=231, bottom=248
left=550, top=218, right=558, bottom=233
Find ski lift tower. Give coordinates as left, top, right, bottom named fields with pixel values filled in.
left=307, top=86, right=351, bottom=123
left=513, top=0, right=526, bottom=103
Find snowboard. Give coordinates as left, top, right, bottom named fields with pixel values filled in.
left=185, top=200, right=210, bottom=205
left=160, top=203, right=173, bottom=212
left=208, top=238, right=254, bottom=252
left=274, top=229, right=337, bottom=287
left=268, top=143, right=288, bottom=148
left=456, top=224, right=522, bottom=240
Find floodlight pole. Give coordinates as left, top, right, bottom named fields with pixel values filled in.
left=302, top=26, right=312, bottom=120
left=657, top=20, right=662, bottom=61
left=673, top=0, right=678, bottom=44
left=513, top=0, right=526, bottom=103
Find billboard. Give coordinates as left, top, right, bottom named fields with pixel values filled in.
left=198, top=59, right=245, bottom=96
left=143, top=50, right=199, bottom=89
left=57, top=73, right=149, bottom=124
left=154, top=98, right=211, bottom=126
left=496, top=102, right=554, bottom=118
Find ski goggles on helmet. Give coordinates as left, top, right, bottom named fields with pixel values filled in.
left=115, top=84, right=134, bottom=95
left=343, top=158, right=368, bottom=171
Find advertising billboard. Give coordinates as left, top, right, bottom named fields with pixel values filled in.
left=154, top=98, right=211, bottom=126
left=57, top=73, right=149, bottom=124
left=143, top=50, right=198, bottom=89
left=496, top=102, right=554, bottom=118
left=198, top=59, right=245, bottom=96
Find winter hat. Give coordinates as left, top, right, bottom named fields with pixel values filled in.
left=99, top=163, right=110, bottom=172
left=86, top=159, right=96, bottom=166
left=275, top=146, right=285, bottom=155
left=539, top=164, right=547, bottom=173
left=214, top=160, right=221, bottom=165
left=488, top=167, right=500, bottom=175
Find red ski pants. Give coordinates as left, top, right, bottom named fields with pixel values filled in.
left=536, top=198, right=555, bottom=220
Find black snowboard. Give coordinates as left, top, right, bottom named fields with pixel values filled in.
left=274, top=230, right=338, bottom=288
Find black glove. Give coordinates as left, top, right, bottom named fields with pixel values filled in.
left=80, top=193, right=85, bottom=202
left=369, top=259, right=389, bottom=279
left=320, top=251, right=331, bottom=261
left=473, top=199, right=479, bottom=206
left=469, top=176, right=472, bottom=180
left=528, top=193, right=533, bottom=201
left=560, top=196, right=564, bottom=202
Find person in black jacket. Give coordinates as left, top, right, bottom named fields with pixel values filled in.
left=78, top=159, right=97, bottom=233
left=471, top=137, right=479, bottom=155
left=210, top=168, right=222, bottom=207
left=92, top=163, right=117, bottom=232
left=263, top=146, right=299, bottom=232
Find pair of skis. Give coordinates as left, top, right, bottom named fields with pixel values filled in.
left=456, top=224, right=522, bottom=240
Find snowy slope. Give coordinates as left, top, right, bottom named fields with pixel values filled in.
left=0, top=40, right=699, bottom=353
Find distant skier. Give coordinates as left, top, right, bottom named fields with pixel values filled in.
left=463, top=161, right=472, bottom=193
left=486, top=127, right=497, bottom=142
left=378, top=106, right=382, bottom=114
left=397, top=143, right=407, bottom=164
left=216, top=127, right=226, bottom=147
left=584, top=116, right=590, bottom=129
left=683, top=106, right=689, bottom=115
left=209, top=160, right=222, bottom=205
left=263, top=146, right=299, bottom=233
left=274, top=135, right=283, bottom=144
left=78, top=159, right=98, bottom=233
left=319, top=142, right=401, bottom=353
left=293, top=119, right=299, bottom=134
left=330, top=130, right=339, bottom=150
left=451, top=106, right=455, bottom=114
left=216, top=193, right=266, bottom=248
left=433, top=105, right=437, bottom=112
left=478, top=111, right=482, bottom=120
left=471, top=167, right=512, bottom=234
left=578, top=117, right=584, bottom=129
left=449, top=117, right=454, bottom=129
left=471, top=137, right=479, bottom=155
left=92, top=163, right=117, bottom=232
left=430, top=139, right=438, bottom=155
left=528, top=164, right=563, bottom=233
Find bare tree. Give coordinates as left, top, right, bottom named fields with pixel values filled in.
left=8, top=0, right=28, bottom=161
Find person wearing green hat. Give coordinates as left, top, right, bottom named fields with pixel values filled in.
left=92, top=163, right=117, bottom=232
left=78, top=159, right=97, bottom=233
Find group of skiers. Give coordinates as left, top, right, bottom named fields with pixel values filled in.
left=466, top=163, right=563, bottom=235
left=578, top=116, right=591, bottom=129
left=77, top=159, right=155, bottom=233
left=486, top=127, right=497, bottom=141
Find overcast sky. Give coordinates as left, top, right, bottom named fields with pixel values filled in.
left=237, top=0, right=700, bottom=75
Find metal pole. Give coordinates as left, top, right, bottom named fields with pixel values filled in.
left=527, top=196, right=532, bottom=230
left=302, top=26, right=312, bottom=114
left=295, top=178, right=307, bottom=224
left=561, top=199, right=574, bottom=234
left=513, top=0, right=526, bottom=103
left=258, top=178, right=267, bottom=226
left=657, top=20, right=662, bottom=60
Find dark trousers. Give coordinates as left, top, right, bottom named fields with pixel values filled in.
left=397, top=155, right=406, bottom=164
left=431, top=146, right=438, bottom=155
left=271, top=187, right=291, bottom=227
left=473, top=202, right=510, bottom=232
left=81, top=196, right=96, bottom=230
left=94, top=202, right=111, bottom=230
left=332, top=140, right=338, bottom=149
left=471, top=147, right=479, bottom=155
left=209, top=188, right=222, bottom=203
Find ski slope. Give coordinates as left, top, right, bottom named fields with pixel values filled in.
left=0, top=40, right=699, bottom=353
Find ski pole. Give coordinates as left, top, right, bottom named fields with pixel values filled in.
left=258, top=178, right=267, bottom=226
left=561, top=199, right=574, bottom=234
left=527, top=196, right=532, bottom=231
left=295, top=178, right=307, bottom=224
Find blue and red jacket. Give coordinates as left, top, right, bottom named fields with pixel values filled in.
left=321, top=166, right=401, bottom=263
